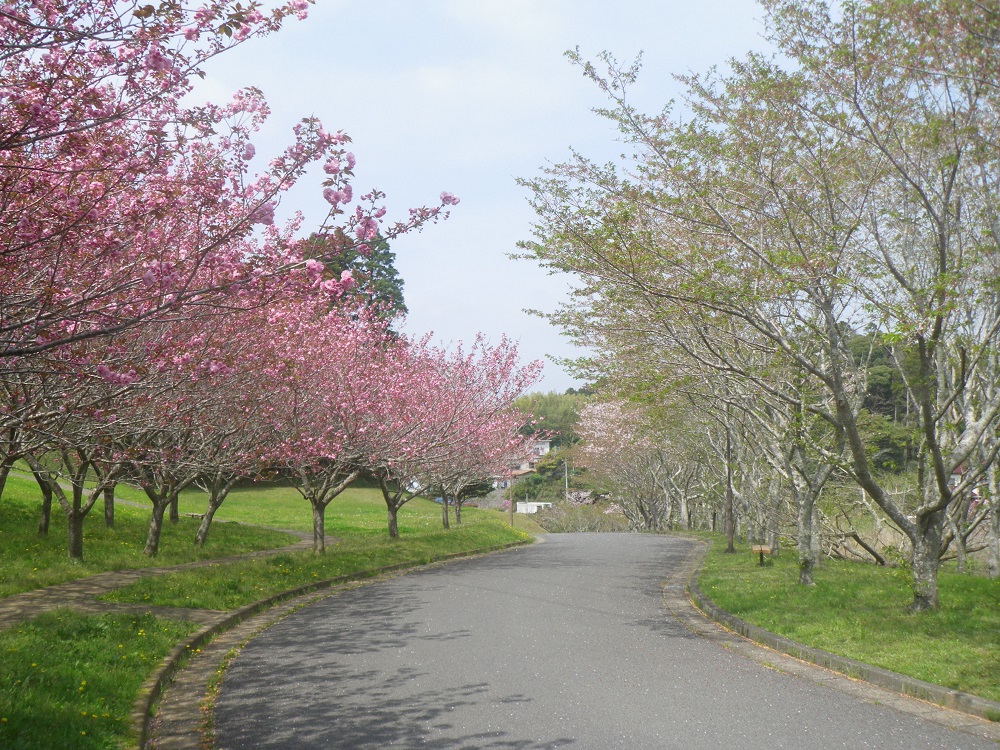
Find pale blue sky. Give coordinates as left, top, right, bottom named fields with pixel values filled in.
left=198, top=1, right=769, bottom=392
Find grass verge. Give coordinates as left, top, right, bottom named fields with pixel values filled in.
left=0, top=610, right=196, bottom=750
left=697, top=536, right=1000, bottom=703
left=102, top=511, right=531, bottom=609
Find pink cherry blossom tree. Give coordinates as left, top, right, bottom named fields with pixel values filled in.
left=367, top=336, right=541, bottom=537
left=254, top=298, right=402, bottom=553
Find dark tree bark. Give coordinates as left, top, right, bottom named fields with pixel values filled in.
left=35, top=472, right=52, bottom=536
left=440, top=493, right=450, bottom=529
left=194, top=473, right=241, bottom=547
left=103, top=485, right=115, bottom=528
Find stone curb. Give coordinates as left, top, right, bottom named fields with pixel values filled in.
left=684, top=550, right=1000, bottom=723
left=131, top=538, right=532, bottom=749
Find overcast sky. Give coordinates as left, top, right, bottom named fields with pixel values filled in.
left=198, top=1, right=770, bottom=392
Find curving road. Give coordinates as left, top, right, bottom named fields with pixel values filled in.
left=214, top=533, right=995, bottom=749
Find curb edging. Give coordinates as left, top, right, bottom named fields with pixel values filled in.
left=687, top=576, right=1000, bottom=722
left=131, top=538, right=532, bottom=749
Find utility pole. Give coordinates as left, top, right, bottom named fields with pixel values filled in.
left=564, top=458, right=569, bottom=502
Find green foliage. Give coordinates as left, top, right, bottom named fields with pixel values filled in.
left=855, top=409, right=915, bottom=472
left=0, top=611, right=196, bottom=750
left=699, top=536, right=1000, bottom=702
left=456, top=477, right=494, bottom=500
left=515, top=390, right=588, bottom=447
left=512, top=471, right=556, bottom=501
left=531, top=450, right=566, bottom=482
left=846, top=332, right=912, bottom=422
left=509, top=447, right=601, bottom=503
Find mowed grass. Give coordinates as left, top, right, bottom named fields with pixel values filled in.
left=1, top=475, right=530, bottom=749
left=171, top=478, right=339, bottom=532
left=102, top=519, right=529, bottom=609
left=698, top=538, right=1000, bottom=703
left=0, top=474, right=296, bottom=597
left=102, top=492, right=531, bottom=609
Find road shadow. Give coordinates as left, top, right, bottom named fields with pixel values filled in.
left=217, top=659, right=575, bottom=749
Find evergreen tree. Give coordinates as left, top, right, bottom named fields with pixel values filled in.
left=304, top=232, right=407, bottom=320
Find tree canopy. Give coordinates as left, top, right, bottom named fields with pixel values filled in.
left=519, top=0, right=1000, bottom=608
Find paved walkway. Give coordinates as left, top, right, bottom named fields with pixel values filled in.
left=2, top=533, right=999, bottom=749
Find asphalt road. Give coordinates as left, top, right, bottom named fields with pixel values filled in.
left=214, top=533, right=994, bottom=749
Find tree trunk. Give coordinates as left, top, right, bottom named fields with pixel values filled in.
left=169, top=493, right=179, bottom=524
left=989, top=463, right=999, bottom=579
left=144, top=500, right=168, bottom=557
left=909, top=510, right=944, bottom=611
left=194, top=504, right=218, bottom=546
left=311, top=501, right=326, bottom=554
left=988, top=498, right=999, bottom=579
left=387, top=505, right=399, bottom=539
left=810, top=504, right=822, bottom=569
left=948, top=509, right=967, bottom=574
left=66, top=507, right=84, bottom=561
left=103, top=485, right=115, bottom=527
left=441, top=495, right=450, bottom=530
left=797, top=492, right=817, bottom=586
left=724, top=425, right=736, bottom=553
left=454, top=501, right=462, bottom=525
left=766, top=478, right=781, bottom=555
left=36, top=477, right=52, bottom=536
left=195, top=477, right=235, bottom=546
left=0, top=459, right=13, bottom=500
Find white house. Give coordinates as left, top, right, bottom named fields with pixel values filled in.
left=516, top=501, right=553, bottom=514
left=494, top=440, right=554, bottom=490
left=518, top=439, right=552, bottom=472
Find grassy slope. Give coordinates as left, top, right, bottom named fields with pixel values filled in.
left=102, top=495, right=532, bottom=610
left=697, top=536, right=1000, bottom=703
left=0, top=474, right=296, bottom=597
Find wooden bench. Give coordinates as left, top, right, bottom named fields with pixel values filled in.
left=751, top=544, right=772, bottom=566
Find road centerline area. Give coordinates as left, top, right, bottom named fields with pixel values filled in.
left=214, top=534, right=997, bottom=750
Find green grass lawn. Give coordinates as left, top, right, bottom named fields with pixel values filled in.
left=101, top=517, right=530, bottom=609
left=0, top=474, right=531, bottom=749
left=101, top=490, right=533, bottom=610
left=0, top=474, right=296, bottom=598
left=697, top=537, right=1000, bottom=703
